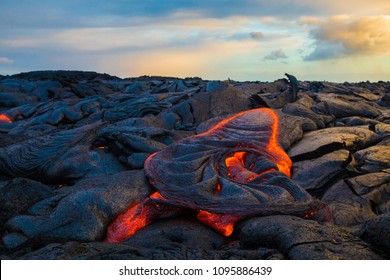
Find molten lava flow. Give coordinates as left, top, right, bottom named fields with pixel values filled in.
left=105, top=192, right=163, bottom=242
left=106, top=108, right=296, bottom=242
left=226, top=151, right=246, bottom=166
left=201, top=151, right=254, bottom=236
left=225, top=151, right=277, bottom=183
left=265, top=109, right=292, bottom=177
left=105, top=192, right=180, bottom=243
left=202, top=109, right=293, bottom=236
left=222, top=109, right=291, bottom=178
left=197, top=210, right=241, bottom=236
left=225, top=151, right=259, bottom=183
left=0, top=114, right=12, bottom=124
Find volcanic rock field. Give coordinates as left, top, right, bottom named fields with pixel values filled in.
left=0, top=71, right=389, bottom=259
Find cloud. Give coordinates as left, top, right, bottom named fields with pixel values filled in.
left=0, top=57, right=14, bottom=64
left=0, top=0, right=317, bottom=32
left=1, top=1, right=389, bottom=34
left=264, top=49, right=288, bottom=60
left=249, top=31, right=265, bottom=40
left=1, top=1, right=389, bottom=81
left=0, top=14, right=272, bottom=53
left=304, top=42, right=347, bottom=61
left=298, top=16, right=322, bottom=25
left=304, top=15, right=390, bottom=60
left=296, top=0, right=390, bottom=15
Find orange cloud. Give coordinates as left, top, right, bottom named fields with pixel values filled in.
left=298, top=17, right=322, bottom=25
left=297, top=0, right=390, bottom=15
left=305, top=16, right=390, bottom=60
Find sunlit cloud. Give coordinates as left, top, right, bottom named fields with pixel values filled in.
left=0, top=1, right=389, bottom=81
left=296, top=0, right=390, bottom=15
left=304, top=15, right=390, bottom=60
left=298, top=17, right=322, bottom=25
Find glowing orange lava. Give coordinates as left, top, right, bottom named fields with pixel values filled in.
left=105, top=108, right=294, bottom=243
left=105, top=192, right=175, bottom=243
left=304, top=211, right=316, bottom=219
left=265, top=110, right=292, bottom=177
left=203, top=108, right=291, bottom=177
left=225, top=151, right=259, bottom=183
left=0, top=114, right=12, bottom=124
left=197, top=210, right=241, bottom=236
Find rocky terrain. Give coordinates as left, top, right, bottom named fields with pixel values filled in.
left=0, top=70, right=389, bottom=260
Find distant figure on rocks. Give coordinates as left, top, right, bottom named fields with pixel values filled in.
left=285, top=73, right=298, bottom=102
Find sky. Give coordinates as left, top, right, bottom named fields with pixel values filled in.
left=0, top=0, right=390, bottom=82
